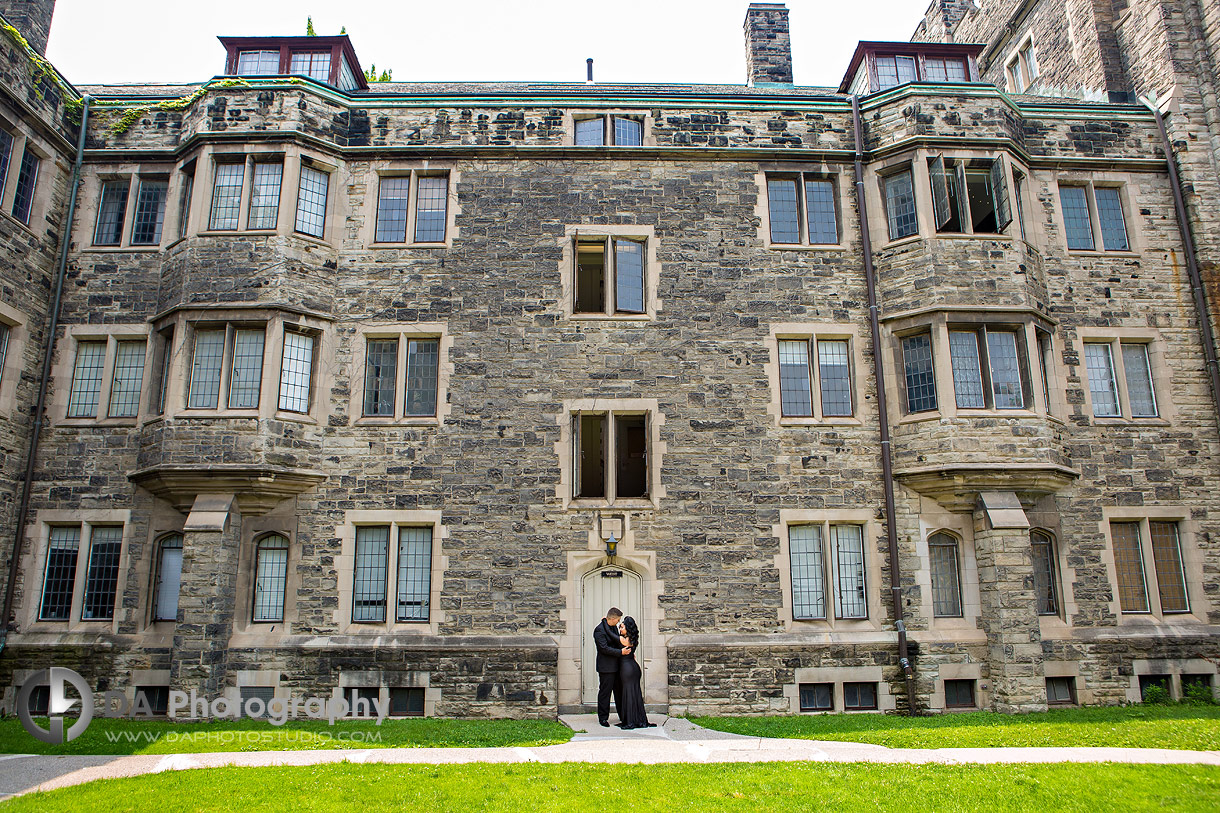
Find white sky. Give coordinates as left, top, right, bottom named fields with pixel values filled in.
left=44, top=0, right=930, bottom=89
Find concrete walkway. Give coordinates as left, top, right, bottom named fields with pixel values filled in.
left=1, top=714, right=1218, bottom=801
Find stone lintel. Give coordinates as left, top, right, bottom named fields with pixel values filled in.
left=978, top=491, right=1030, bottom=530
left=129, top=465, right=326, bottom=515
left=894, top=463, right=1078, bottom=511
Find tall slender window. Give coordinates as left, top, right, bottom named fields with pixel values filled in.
left=805, top=179, right=838, bottom=244
left=789, top=525, right=826, bottom=620
left=0, top=130, right=12, bottom=200
left=1031, top=530, right=1059, bottom=615
left=177, top=169, right=194, bottom=239
left=928, top=532, right=963, bottom=617
left=405, top=338, right=440, bottom=416
left=778, top=340, right=814, bottom=417
left=209, top=162, right=244, bottom=230
left=107, top=340, right=146, bottom=418
left=1059, top=186, right=1095, bottom=250
left=374, top=177, right=410, bottom=242
left=278, top=331, right=314, bottom=413
left=767, top=178, right=800, bottom=244
left=949, top=330, right=986, bottom=409
left=614, top=239, right=645, bottom=314
left=902, top=332, right=937, bottom=413
left=227, top=329, right=265, bottom=409
left=188, top=329, right=226, bottom=408
left=1084, top=343, right=1120, bottom=417
left=247, top=161, right=283, bottom=230
left=818, top=340, right=852, bottom=417
left=1122, top=344, right=1157, bottom=417
left=832, top=525, right=867, bottom=619
left=93, top=180, right=130, bottom=245
left=295, top=165, right=328, bottom=238
left=152, top=534, right=184, bottom=622
left=396, top=527, right=432, bottom=622
left=1037, top=330, right=1054, bottom=412
left=1110, top=522, right=1149, bottom=612
left=67, top=341, right=107, bottom=418
left=364, top=338, right=398, bottom=416
left=82, top=526, right=123, bottom=621
left=130, top=179, right=169, bottom=245
left=39, top=527, right=80, bottom=621
left=153, top=328, right=174, bottom=415
left=0, top=322, right=9, bottom=388
left=414, top=176, right=448, bottom=242
left=986, top=330, right=1023, bottom=408
left=1149, top=521, right=1188, bottom=613
left=884, top=170, right=917, bottom=240
left=1095, top=187, right=1129, bottom=251
left=353, top=526, right=389, bottom=622
left=574, top=235, right=649, bottom=316
left=252, top=534, right=289, bottom=622
left=11, top=147, right=38, bottom=224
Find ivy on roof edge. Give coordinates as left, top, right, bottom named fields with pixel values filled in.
left=95, top=78, right=252, bottom=136
left=0, top=20, right=84, bottom=122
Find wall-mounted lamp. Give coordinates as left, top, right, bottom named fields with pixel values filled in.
left=604, top=532, right=618, bottom=558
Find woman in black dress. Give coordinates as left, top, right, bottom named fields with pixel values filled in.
left=616, top=616, right=655, bottom=729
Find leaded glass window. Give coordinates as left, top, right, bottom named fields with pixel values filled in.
left=67, top=340, right=106, bottom=418
left=277, top=331, right=314, bottom=413
left=789, top=525, right=826, bottom=620
left=902, top=332, right=937, bottom=413
left=364, top=338, right=398, bottom=416
left=252, top=534, right=288, bottom=622
left=39, top=526, right=80, bottom=621
left=294, top=165, right=328, bottom=238
left=209, top=163, right=244, bottom=230
left=188, top=329, right=225, bottom=409
left=1110, top=522, right=1149, bottom=613
left=11, top=147, right=38, bottom=224
left=131, top=179, right=168, bottom=245
left=93, top=180, right=129, bottom=245
left=405, top=338, right=439, bottom=416
left=929, top=532, right=963, bottom=617
left=1031, top=530, right=1059, bottom=615
left=885, top=170, right=917, bottom=240
left=1059, top=186, right=1095, bottom=250
left=227, top=329, right=264, bottom=409
left=247, top=162, right=283, bottom=230
left=152, top=534, right=183, bottom=622
left=107, top=340, right=146, bottom=418
left=396, top=527, right=432, bottom=621
left=374, top=176, right=410, bottom=243
left=1084, top=343, right=1120, bottom=418
left=353, top=526, right=389, bottom=622
left=414, top=176, right=448, bottom=242
left=82, top=526, right=122, bottom=621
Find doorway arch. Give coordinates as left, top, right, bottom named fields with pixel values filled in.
left=580, top=565, right=642, bottom=704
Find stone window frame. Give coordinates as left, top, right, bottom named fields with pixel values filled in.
left=0, top=110, right=54, bottom=234
left=51, top=324, right=152, bottom=427
left=332, top=510, right=448, bottom=635
left=1125, top=659, right=1218, bottom=704
left=348, top=322, right=454, bottom=427
left=872, top=158, right=920, bottom=245
left=924, top=153, right=1014, bottom=238
left=772, top=509, right=883, bottom=632
left=361, top=163, right=460, bottom=249
left=765, top=322, right=865, bottom=427
left=147, top=306, right=333, bottom=427
left=933, top=662, right=990, bottom=712
left=229, top=516, right=300, bottom=636
left=557, top=224, right=662, bottom=322
left=783, top=665, right=896, bottom=714
left=554, top=397, right=666, bottom=511
left=561, top=109, right=655, bottom=147
left=1099, top=507, right=1206, bottom=625
left=0, top=300, right=28, bottom=418
left=1074, top=327, right=1172, bottom=424
left=81, top=167, right=175, bottom=251
left=336, top=670, right=441, bottom=718
left=20, top=510, right=132, bottom=633
left=915, top=512, right=983, bottom=634
left=754, top=164, right=848, bottom=250
left=885, top=308, right=1061, bottom=424
left=1030, top=527, right=1067, bottom=620
left=1053, top=174, right=1142, bottom=255
left=1005, top=35, right=1039, bottom=93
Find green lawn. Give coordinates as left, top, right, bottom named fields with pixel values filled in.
left=0, top=717, right=571, bottom=755
left=692, top=705, right=1220, bottom=751
left=4, top=763, right=1219, bottom=812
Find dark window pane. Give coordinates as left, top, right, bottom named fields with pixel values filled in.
left=153, top=534, right=183, bottom=621
left=1046, top=676, right=1075, bottom=704
left=290, top=51, right=330, bottom=82
left=1111, top=522, right=1149, bottom=613
left=1031, top=531, right=1059, bottom=615
left=799, top=683, right=833, bottom=711
left=177, top=172, right=194, bottom=239
left=844, top=682, right=877, bottom=710
left=39, top=526, right=80, bottom=620
left=832, top=524, right=866, bottom=619
left=374, top=176, right=410, bottom=242
left=1059, top=186, right=1094, bottom=250
left=944, top=679, right=975, bottom=708
left=577, top=413, right=606, bottom=498
left=11, top=147, right=38, bottom=224
left=902, top=333, right=937, bottom=413
left=136, top=686, right=170, bottom=715
left=575, top=239, right=606, bottom=313
left=0, top=130, right=13, bottom=202
left=615, top=414, right=648, bottom=499
left=778, top=339, right=813, bottom=416
left=929, top=533, right=962, bottom=617
left=131, top=179, right=169, bottom=244
left=405, top=338, right=439, bottom=416
left=789, top=525, right=826, bottom=620
left=390, top=687, right=425, bottom=716
left=93, top=180, right=130, bottom=245
left=767, top=178, right=800, bottom=243
left=1149, top=521, right=1188, bottom=613
left=82, top=526, right=122, bottom=620
left=885, top=171, right=917, bottom=239
left=364, top=338, right=398, bottom=416
left=353, top=526, right=388, bottom=622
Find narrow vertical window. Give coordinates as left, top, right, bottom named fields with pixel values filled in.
left=1110, top=522, right=1149, bottom=613
left=364, top=338, right=399, bottom=416
left=209, top=162, right=244, bottom=230
left=0, top=322, right=9, bottom=388
left=613, top=117, right=643, bottom=146
left=1122, top=343, right=1157, bottom=417
left=767, top=178, right=800, bottom=244
left=153, top=328, right=174, bottom=415
left=575, top=238, right=606, bottom=314
left=247, top=161, right=283, bottom=230
left=1149, top=521, right=1188, bottom=613
left=986, top=330, right=1024, bottom=409
left=1031, top=530, right=1059, bottom=615
left=81, top=526, right=123, bottom=621
left=93, top=180, right=130, bottom=245
left=805, top=178, right=838, bottom=244
left=1037, top=330, right=1053, bottom=412
left=789, top=525, right=826, bottom=620
left=615, top=414, right=649, bottom=499
left=0, top=130, right=12, bottom=199
left=374, top=177, right=410, bottom=243
left=1094, top=187, right=1129, bottom=251
left=613, top=239, right=645, bottom=314
left=778, top=339, right=813, bottom=417
left=1084, top=343, right=1120, bottom=417
left=11, top=147, right=38, bottom=224
left=575, top=413, right=606, bottom=498
left=949, top=330, right=986, bottom=409
left=1013, top=171, right=1028, bottom=241
left=130, top=179, right=169, bottom=245
left=901, top=332, right=937, bottom=413
left=188, top=329, right=225, bottom=409
left=252, top=534, right=288, bottom=622
left=928, top=532, right=963, bottom=617
left=177, top=170, right=194, bottom=240
left=396, top=527, right=432, bottom=622
left=832, top=524, right=866, bottom=619
left=817, top=339, right=852, bottom=417
left=884, top=170, right=917, bottom=240
left=227, top=328, right=265, bottom=409
left=575, top=118, right=604, bottom=146
left=414, top=176, right=447, bottom=242
left=353, top=526, right=389, bottom=622
left=39, top=526, right=80, bottom=621
left=404, top=338, right=439, bottom=416
left=67, top=340, right=107, bottom=418
left=1059, top=186, right=1094, bottom=250
left=277, top=331, right=314, bottom=413
left=152, top=534, right=183, bottom=622
left=107, top=340, right=146, bottom=418
left=294, top=165, right=328, bottom=238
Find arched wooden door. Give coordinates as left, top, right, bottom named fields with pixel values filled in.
left=581, top=566, right=642, bottom=704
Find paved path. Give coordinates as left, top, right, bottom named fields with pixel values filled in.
left=1, top=714, right=1218, bottom=801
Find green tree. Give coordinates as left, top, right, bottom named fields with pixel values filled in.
left=305, top=16, right=316, bottom=36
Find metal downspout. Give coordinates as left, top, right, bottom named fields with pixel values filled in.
left=0, top=96, right=91, bottom=653
left=1141, top=96, right=1220, bottom=426
left=852, top=94, right=917, bottom=714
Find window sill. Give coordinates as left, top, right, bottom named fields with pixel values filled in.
left=766, top=243, right=846, bottom=252
left=896, top=411, right=943, bottom=426
left=931, top=232, right=1015, bottom=242
left=779, top=416, right=863, bottom=427
left=1065, top=249, right=1138, bottom=257
left=174, top=409, right=262, bottom=420
left=787, top=617, right=880, bottom=631
left=1090, top=416, right=1170, bottom=427
left=353, top=416, right=441, bottom=427
left=291, top=231, right=334, bottom=248
left=569, top=313, right=654, bottom=322
left=568, top=498, right=657, bottom=511
left=878, top=234, right=922, bottom=250
left=58, top=416, right=140, bottom=427
left=0, top=208, right=35, bottom=233
left=367, top=241, right=452, bottom=250
left=273, top=411, right=319, bottom=426
left=80, top=245, right=164, bottom=253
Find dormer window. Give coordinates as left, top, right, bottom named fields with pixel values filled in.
left=290, top=51, right=331, bottom=83
left=220, top=36, right=369, bottom=91
left=838, top=42, right=982, bottom=96
left=237, top=50, right=279, bottom=76
left=876, top=56, right=916, bottom=90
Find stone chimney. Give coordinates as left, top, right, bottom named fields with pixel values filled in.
left=744, top=3, right=793, bottom=86
left=0, top=0, right=57, bottom=55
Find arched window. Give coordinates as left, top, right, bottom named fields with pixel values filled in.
left=151, top=534, right=183, bottom=622
left=253, top=534, right=289, bottom=622
left=1031, top=530, right=1059, bottom=615
left=928, top=531, right=963, bottom=618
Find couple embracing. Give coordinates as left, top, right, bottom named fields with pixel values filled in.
left=592, top=607, right=655, bottom=729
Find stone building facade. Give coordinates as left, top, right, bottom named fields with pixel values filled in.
left=0, top=2, right=1217, bottom=719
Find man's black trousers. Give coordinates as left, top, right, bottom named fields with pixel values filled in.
left=597, top=670, right=622, bottom=723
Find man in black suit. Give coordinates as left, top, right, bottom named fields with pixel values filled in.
left=593, top=606, right=630, bottom=727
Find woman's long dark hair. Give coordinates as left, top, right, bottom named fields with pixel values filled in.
left=622, top=616, right=640, bottom=650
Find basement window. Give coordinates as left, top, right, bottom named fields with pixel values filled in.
left=843, top=682, right=878, bottom=711
left=944, top=679, right=976, bottom=709
left=573, top=411, right=650, bottom=501
left=574, top=235, right=647, bottom=316
left=1046, top=676, right=1076, bottom=705
left=928, top=155, right=1012, bottom=235
left=799, top=683, right=833, bottom=712
left=390, top=687, right=426, bottom=717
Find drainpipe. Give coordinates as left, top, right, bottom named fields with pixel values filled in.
left=1141, top=95, right=1220, bottom=425
left=852, top=94, right=917, bottom=715
left=1, top=96, right=91, bottom=654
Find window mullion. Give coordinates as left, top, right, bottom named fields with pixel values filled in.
left=1140, top=519, right=1159, bottom=615
left=605, top=410, right=617, bottom=503
left=1112, top=340, right=1133, bottom=418
left=96, top=338, right=118, bottom=420
left=605, top=236, right=615, bottom=316
left=809, top=338, right=821, bottom=420
left=121, top=177, right=139, bottom=247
